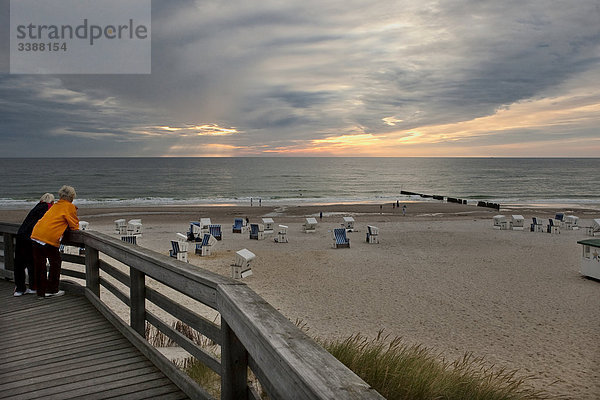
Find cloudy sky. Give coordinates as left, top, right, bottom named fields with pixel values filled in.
left=1, top=0, right=599, bottom=157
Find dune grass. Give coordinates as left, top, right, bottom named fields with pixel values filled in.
left=147, top=322, right=557, bottom=400
left=319, top=331, right=556, bottom=400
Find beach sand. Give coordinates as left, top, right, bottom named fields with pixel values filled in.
left=2, top=202, right=599, bottom=398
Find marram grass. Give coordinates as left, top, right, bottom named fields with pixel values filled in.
left=148, top=322, right=559, bottom=400
left=319, top=331, right=557, bottom=400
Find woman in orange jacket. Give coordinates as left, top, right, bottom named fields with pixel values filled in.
left=31, top=185, right=79, bottom=298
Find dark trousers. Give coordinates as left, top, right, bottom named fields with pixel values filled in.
left=14, top=237, right=35, bottom=292
left=32, top=242, right=62, bottom=297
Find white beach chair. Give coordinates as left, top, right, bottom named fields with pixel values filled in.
left=262, top=218, right=275, bottom=233
left=169, top=233, right=189, bottom=262
left=79, top=221, right=89, bottom=231
left=564, top=215, right=579, bottom=230
left=342, top=216, right=355, bottom=232
left=127, top=219, right=143, bottom=236
left=274, top=225, right=288, bottom=243
left=366, top=225, right=379, bottom=244
left=588, top=219, right=600, bottom=236
left=530, top=217, right=543, bottom=232
left=209, top=224, right=222, bottom=240
left=232, top=248, right=255, bottom=279
left=511, top=215, right=524, bottom=231
left=303, top=217, right=318, bottom=233
left=493, top=215, right=506, bottom=230
left=547, top=219, right=560, bottom=234
left=200, top=218, right=212, bottom=234
left=195, top=233, right=217, bottom=256
left=577, top=238, right=600, bottom=280
left=189, top=222, right=202, bottom=241
left=114, top=219, right=127, bottom=235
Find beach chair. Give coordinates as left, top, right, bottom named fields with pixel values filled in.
left=564, top=215, right=579, bottom=230
left=127, top=219, right=143, bottom=236
left=249, top=223, right=265, bottom=240
left=121, top=235, right=137, bottom=245
left=195, top=233, right=217, bottom=256
left=342, top=216, right=355, bottom=232
left=511, top=215, right=524, bottom=231
left=588, top=219, right=600, bottom=236
left=547, top=219, right=560, bottom=234
left=79, top=221, right=89, bottom=231
left=366, top=225, right=379, bottom=244
left=232, top=248, right=255, bottom=279
left=262, top=218, right=275, bottom=233
left=114, top=219, right=127, bottom=235
left=530, top=217, right=543, bottom=232
left=200, top=218, right=212, bottom=234
left=555, top=213, right=565, bottom=227
left=188, top=222, right=202, bottom=241
left=577, top=239, right=600, bottom=280
left=493, top=215, right=505, bottom=230
left=303, top=217, right=318, bottom=233
left=209, top=224, right=222, bottom=240
left=274, top=225, right=288, bottom=243
left=232, top=218, right=246, bottom=233
left=332, top=228, right=350, bottom=248
left=169, top=234, right=189, bottom=262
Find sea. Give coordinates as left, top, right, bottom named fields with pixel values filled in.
left=1, top=158, right=599, bottom=210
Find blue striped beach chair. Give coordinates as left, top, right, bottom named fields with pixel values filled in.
left=170, top=239, right=188, bottom=262
left=209, top=224, right=222, bottom=240
left=332, top=228, right=350, bottom=248
left=233, top=218, right=245, bottom=233
left=249, top=223, right=265, bottom=240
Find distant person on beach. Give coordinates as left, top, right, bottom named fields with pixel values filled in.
left=397, top=200, right=400, bottom=208
left=13, top=193, right=55, bottom=297
left=245, top=216, right=249, bottom=225
left=319, top=211, right=323, bottom=220
left=30, top=186, right=79, bottom=299
left=402, top=204, right=406, bottom=216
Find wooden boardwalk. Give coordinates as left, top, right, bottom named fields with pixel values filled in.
left=0, top=281, right=189, bottom=400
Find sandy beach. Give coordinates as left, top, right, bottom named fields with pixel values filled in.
left=2, top=201, right=599, bottom=398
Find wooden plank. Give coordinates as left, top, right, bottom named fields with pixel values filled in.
left=100, top=276, right=131, bottom=306
left=85, top=247, right=100, bottom=297
left=130, top=268, right=146, bottom=336
left=221, top=319, right=249, bottom=400
left=217, top=283, right=384, bottom=400
left=65, top=230, right=233, bottom=309
left=146, top=312, right=221, bottom=374
left=84, top=287, right=212, bottom=400
left=146, top=286, right=222, bottom=345
left=99, top=258, right=131, bottom=286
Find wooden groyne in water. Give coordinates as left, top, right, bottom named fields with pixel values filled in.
left=400, top=190, right=500, bottom=211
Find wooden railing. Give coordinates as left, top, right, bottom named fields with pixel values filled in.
left=0, top=222, right=383, bottom=400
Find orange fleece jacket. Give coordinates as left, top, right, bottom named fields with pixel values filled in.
left=31, top=199, right=79, bottom=247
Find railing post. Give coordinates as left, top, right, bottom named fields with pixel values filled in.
left=85, top=247, right=100, bottom=297
left=130, top=268, right=146, bottom=337
left=3, top=233, right=15, bottom=272
left=221, top=319, right=249, bottom=400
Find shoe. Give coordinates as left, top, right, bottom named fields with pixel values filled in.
left=45, top=290, right=65, bottom=298
left=25, top=288, right=37, bottom=295
left=13, top=290, right=24, bottom=297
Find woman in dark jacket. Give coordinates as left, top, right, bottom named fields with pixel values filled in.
left=13, top=193, right=55, bottom=296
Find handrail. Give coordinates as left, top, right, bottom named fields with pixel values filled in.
left=0, top=223, right=383, bottom=400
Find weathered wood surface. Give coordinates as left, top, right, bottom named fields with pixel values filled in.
left=0, top=280, right=190, bottom=400
left=217, top=283, right=384, bottom=399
